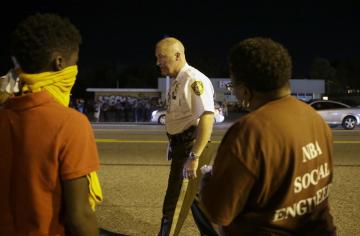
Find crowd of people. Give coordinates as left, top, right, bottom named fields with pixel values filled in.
left=0, top=12, right=336, bottom=236
left=70, top=96, right=164, bottom=122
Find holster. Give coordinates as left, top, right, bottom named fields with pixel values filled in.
left=166, top=126, right=196, bottom=160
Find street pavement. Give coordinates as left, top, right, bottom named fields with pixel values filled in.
left=92, top=121, right=360, bottom=236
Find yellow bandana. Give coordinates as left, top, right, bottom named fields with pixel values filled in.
left=87, top=172, right=103, bottom=211
left=20, top=65, right=78, bottom=106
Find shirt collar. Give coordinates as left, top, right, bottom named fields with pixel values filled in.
left=4, top=91, right=55, bottom=110
left=175, top=63, right=190, bottom=82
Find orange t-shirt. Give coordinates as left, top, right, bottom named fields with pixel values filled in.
left=0, top=91, right=100, bottom=236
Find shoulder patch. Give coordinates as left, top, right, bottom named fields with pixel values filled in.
left=191, top=80, right=204, bottom=96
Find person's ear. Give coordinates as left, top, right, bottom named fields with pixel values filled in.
left=243, top=86, right=253, bottom=101
left=175, top=52, right=180, bottom=60
left=243, top=86, right=250, bottom=97
left=53, top=55, right=64, bottom=71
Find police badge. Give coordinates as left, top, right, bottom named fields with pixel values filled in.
left=191, top=80, right=204, bottom=96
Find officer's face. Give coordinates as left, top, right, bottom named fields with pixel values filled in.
left=155, top=46, right=178, bottom=77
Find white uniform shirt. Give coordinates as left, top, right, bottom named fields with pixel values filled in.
left=165, top=64, right=215, bottom=135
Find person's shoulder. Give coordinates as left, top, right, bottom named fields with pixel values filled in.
left=227, top=113, right=260, bottom=136
left=219, top=115, right=261, bottom=156
left=289, top=97, right=324, bottom=118
left=183, top=65, right=209, bottom=81
left=55, top=108, right=93, bottom=138
left=65, top=107, right=90, bottom=123
left=47, top=101, right=90, bottom=124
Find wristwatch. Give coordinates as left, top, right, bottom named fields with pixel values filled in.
left=188, top=152, right=200, bottom=161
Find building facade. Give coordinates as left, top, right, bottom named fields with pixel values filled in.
left=86, top=78, right=325, bottom=105
left=158, top=77, right=325, bottom=103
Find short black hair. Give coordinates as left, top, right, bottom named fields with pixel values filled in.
left=9, top=13, right=82, bottom=73
left=229, top=37, right=292, bottom=92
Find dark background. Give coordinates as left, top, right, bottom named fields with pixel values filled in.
left=1, top=0, right=359, bottom=97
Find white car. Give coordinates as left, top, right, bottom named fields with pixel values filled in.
left=309, top=100, right=360, bottom=130
left=151, top=103, right=225, bottom=125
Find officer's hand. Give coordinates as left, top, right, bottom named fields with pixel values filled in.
left=183, top=159, right=199, bottom=179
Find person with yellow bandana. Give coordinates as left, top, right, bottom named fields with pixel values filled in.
left=0, top=13, right=103, bottom=236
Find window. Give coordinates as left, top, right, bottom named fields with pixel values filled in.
left=311, top=101, right=348, bottom=110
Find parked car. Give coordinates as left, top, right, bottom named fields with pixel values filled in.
left=308, top=100, right=360, bottom=130
left=151, top=102, right=225, bottom=125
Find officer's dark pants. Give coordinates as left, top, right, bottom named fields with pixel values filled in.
left=158, top=132, right=218, bottom=236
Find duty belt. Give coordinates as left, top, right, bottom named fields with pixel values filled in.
left=167, top=126, right=196, bottom=144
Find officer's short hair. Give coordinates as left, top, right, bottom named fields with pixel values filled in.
left=229, top=37, right=292, bottom=92
left=10, top=13, right=82, bottom=73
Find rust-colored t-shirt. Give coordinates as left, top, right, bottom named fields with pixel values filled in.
left=0, top=92, right=100, bottom=236
left=201, top=96, right=336, bottom=235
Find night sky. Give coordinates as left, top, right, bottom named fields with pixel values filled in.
left=1, top=0, right=359, bottom=78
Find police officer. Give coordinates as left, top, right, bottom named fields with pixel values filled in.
left=155, top=37, right=218, bottom=236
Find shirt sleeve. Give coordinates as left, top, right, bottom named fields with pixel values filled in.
left=200, top=129, right=257, bottom=226
left=189, top=76, right=215, bottom=117
left=59, top=112, right=100, bottom=180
